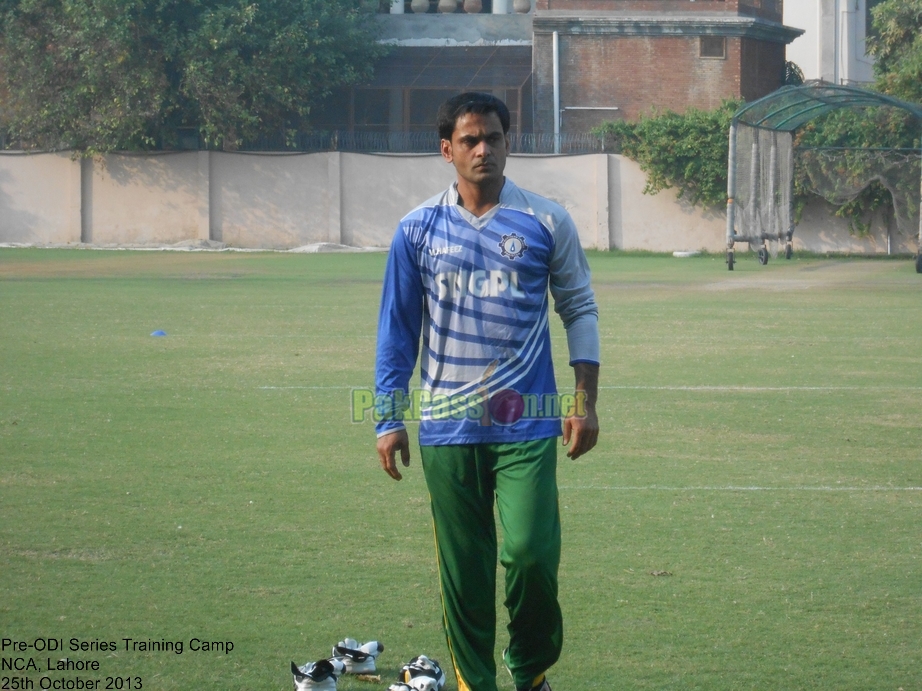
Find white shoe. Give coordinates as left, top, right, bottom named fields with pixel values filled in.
left=389, top=678, right=440, bottom=691
left=396, top=655, right=446, bottom=691
left=291, top=658, right=345, bottom=691
left=331, top=638, right=384, bottom=674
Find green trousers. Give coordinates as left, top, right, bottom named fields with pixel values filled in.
left=420, top=437, right=562, bottom=691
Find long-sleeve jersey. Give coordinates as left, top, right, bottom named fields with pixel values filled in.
left=374, top=178, right=599, bottom=446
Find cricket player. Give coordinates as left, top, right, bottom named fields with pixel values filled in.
left=375, top=92, right=600, bottom=691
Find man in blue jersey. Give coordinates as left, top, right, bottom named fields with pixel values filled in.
left=375, top=92, right=600, bottom=691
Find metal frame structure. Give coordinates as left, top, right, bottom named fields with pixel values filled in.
left=725, top=81, right=922, bottom=271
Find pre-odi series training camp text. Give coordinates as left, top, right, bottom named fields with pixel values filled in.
left=2, top=637, right=233, bottom=690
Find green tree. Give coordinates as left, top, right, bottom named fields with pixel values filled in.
left=0, top=0, right=385, bottom=152
left=0, top=0, right=167, bottom=151
left=867, top=0, right=922, bottom=103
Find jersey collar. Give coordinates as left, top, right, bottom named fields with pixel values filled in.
left=449, top=178, right=515, bottom=230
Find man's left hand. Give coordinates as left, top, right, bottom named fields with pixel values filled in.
left=564, top=362, right=600, bottom=459
left=563, top=405, right=599, bottom=459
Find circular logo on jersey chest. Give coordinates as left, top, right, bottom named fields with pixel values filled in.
left=499, top=233, right=528, bottom=260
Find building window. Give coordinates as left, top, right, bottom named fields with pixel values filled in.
left=409, top=90, right=458, bottom=132
left=700, top=36, right=726, bottom=59
left=354, top=89, right=391, bottom=132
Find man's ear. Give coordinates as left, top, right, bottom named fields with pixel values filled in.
left=440, top=138, right=453, bottom=163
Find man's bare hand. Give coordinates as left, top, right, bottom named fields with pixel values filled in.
left=377, top=429, right=411, bottom=481
left=564, top=362, right=600, bottom=459
left=563, top=405, right=599, bottom=459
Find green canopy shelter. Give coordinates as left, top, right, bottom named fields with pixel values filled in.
left=725, top=81, right=922, bottom=271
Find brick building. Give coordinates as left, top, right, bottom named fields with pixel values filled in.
left=534, top=0, right=802, bottom=134
left=312, top=0, right=803, bottom=137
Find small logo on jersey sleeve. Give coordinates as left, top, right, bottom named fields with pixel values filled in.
left=498, top=233, right=528, bottom=260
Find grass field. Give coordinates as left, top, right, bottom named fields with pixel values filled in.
left=1, top=248, right=920, bottom=691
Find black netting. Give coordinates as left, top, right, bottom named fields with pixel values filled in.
left=796, top=148, right=921, bottom=240
left=733, top=125, right=793, bottom=255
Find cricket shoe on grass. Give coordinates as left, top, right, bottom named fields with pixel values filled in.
left=290, top=658, right=345, bottom=691
left=396, top=655, right=446, bottom=691
left=387, top=679, right=440, bottom=691
left=331, top=638, right=384, bottom=674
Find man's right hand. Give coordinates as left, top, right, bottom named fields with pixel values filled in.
left=377, top=429, right=411, bottom=481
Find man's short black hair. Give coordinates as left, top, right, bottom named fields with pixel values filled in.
left=437, top=92, right=511, bottom=141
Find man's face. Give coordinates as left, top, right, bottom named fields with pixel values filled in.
left=440, top=111, right=510, bottom=188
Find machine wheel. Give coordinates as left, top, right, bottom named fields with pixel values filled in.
left=758, top=247, right=769, bottom=265
left=727, top=250, right=735, bottom=271
left=916, top=254, right=922, bottom=274
left=785, top=242, right=793, bottom=260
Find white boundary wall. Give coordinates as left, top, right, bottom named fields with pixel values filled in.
left=0, top=150, right=914, bottom=254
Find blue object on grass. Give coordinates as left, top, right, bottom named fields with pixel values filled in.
left=151, top=330, right=167, bottom=337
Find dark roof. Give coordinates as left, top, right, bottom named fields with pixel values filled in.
left=366, top=46, right=532, bottom=90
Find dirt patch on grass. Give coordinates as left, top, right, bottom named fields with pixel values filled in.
left=704, top=260, right=907, bottom=292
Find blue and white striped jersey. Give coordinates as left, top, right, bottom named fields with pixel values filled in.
left=375, top=178, right=599, bottom=446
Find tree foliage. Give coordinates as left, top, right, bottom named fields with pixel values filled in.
left=0, top=0, right=386, bottom=152
left=0, top=0, right=166, bottom=151
left=593, top=100, right=742, bottom=209
left=867, top=0, right=922, bottom=103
